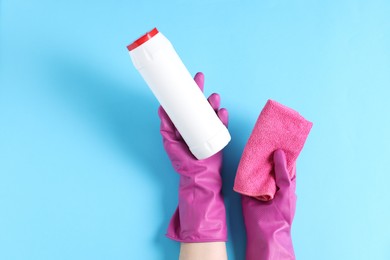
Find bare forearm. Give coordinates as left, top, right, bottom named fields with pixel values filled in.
left=179, top=242, right=227, bottom=260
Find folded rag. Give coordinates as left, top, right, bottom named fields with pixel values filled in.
left=234, top=99, right=313, bottom=201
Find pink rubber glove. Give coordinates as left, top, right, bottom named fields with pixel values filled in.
left=242, top=149, right=297, bottom=260
left=158, top=72, right=228, bottom=242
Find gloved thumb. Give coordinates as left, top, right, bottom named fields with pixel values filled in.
left=273, top=149, right=291, bottom=192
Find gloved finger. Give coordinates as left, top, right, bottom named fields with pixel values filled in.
left=217, top=108, right=229, bottom=128
left=194, top=72, right=205, bottom=92
left=158, top=106, right=180, bottom=140
left=208, top=93, right=221, bottom=111
left=273, top=149, right=291, bottom=192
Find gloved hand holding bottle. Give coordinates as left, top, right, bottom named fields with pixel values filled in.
left=158, top=72, right=229, bottom=260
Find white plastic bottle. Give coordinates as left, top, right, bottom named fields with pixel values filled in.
left=127, top=28, right=231, bottom=160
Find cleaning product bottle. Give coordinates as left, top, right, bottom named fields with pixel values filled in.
left=127, top=28, right=231, bottom=160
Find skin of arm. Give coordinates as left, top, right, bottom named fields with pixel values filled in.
left=179, top=242, right=227, bottom=260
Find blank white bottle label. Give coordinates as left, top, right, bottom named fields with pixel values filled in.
left=128, top=28, right=231, bottom=159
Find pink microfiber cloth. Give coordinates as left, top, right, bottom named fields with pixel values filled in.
left=234, top=99, right=313, bottom=201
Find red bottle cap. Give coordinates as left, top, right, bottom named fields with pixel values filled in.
left=127, top=28, right=159, bottom=51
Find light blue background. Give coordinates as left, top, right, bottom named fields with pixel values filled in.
left=1, top=0, right=389, bottom=259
